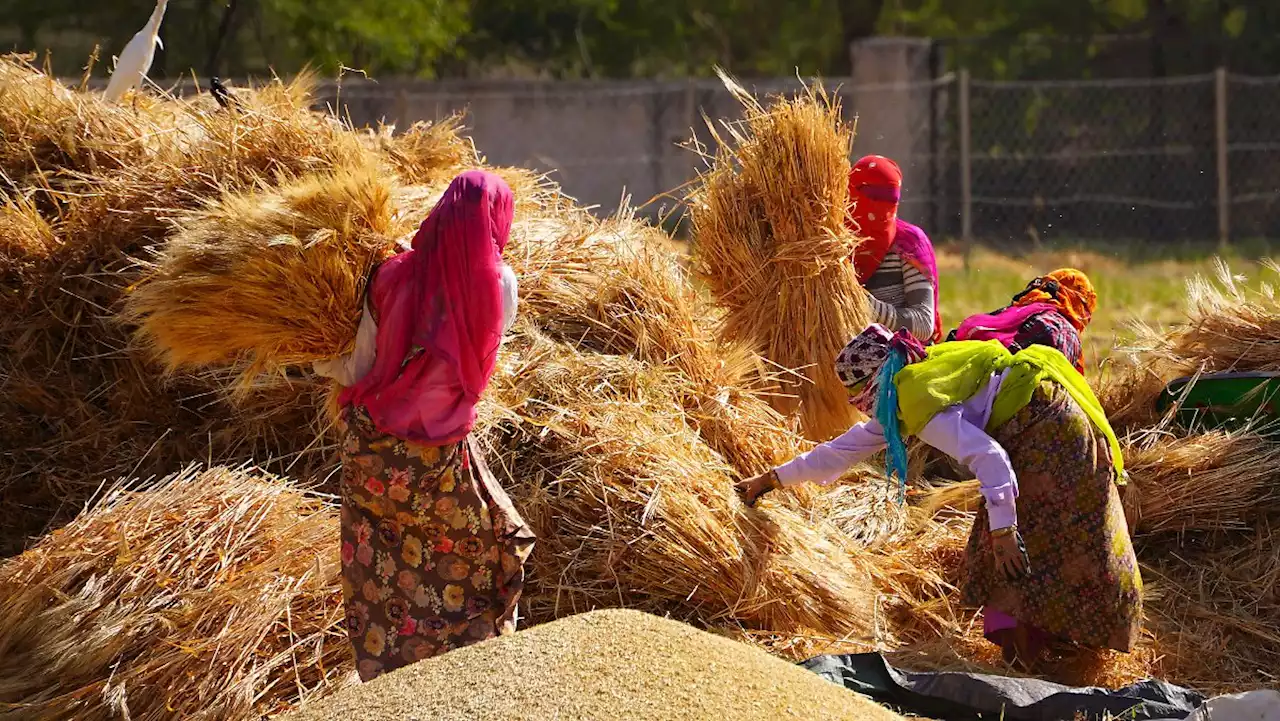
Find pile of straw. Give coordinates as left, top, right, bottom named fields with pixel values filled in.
left=508, top=208, right=803, bottom=476
left=6, top=51, right=1280, bottom=715
left=688, top=70, right=871, bottom=441
left=0, top=466, right=347, bottom=720
left=0, top=55, right=469, bottom=553
left=1122, top=427, right=1280, bottom=535
left=120, top=145, right=890, bottom=645
left=478, top=324, right=881, bottom=643
left=1144, top=523, right=1280, bottom=689
left=0, top=58, right=908, bottom=719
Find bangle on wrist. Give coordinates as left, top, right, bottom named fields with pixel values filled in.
left=991, top=524, right=1017, bottom=538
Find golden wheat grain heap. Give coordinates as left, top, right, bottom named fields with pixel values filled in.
left=687, top=70, right=871, bottom=442
left=280, top=610, right=904, bottom=721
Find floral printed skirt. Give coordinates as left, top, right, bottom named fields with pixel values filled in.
left=337, top=406, right=535, bottom=682
left=962, top=380, right=1143, bottom=652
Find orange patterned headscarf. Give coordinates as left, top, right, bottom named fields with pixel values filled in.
left=1011, top=268, right=1096, bottom=332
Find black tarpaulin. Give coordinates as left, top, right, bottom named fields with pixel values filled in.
left=801, top=652, right=1206, bottom=721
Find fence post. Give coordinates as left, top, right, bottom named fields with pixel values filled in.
left=958, top=68, right=973, bottom=266
left=1215, top=67, right=1230, bottom=249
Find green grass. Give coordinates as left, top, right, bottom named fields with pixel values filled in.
left=676, top=235, right=1278, bottom=370
left=934, top=242, right=1278, bottom=370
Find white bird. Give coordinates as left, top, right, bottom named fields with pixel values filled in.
left=104, top=0, right=170, bottom=103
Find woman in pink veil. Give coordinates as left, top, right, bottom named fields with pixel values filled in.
left=315, top=170, right=534, bottom=682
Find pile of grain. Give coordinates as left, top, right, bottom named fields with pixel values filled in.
left=279, top=609, right=904, bottom=721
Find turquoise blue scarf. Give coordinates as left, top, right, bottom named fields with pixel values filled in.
left=874, top=347, right=910, bottom=503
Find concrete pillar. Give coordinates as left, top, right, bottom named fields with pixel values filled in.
left=848, top=37, right=935, bottom=208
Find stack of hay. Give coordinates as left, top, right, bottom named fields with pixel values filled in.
left=4, top=53, right=1278, bottom=721
left=687, top=69, right=871, bottom=442
left=0, top=53, right=473, bottom=554
left=0, top=60, right=901, bottom=720
left=0, top=467, right=346, bottom=721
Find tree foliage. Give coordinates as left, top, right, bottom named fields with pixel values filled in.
left=0, top=0, right=1276, bottom=81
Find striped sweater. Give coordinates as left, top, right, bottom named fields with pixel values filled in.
left=863, top=250, right=936, bottom=342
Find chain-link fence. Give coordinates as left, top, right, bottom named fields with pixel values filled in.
left=106, top=67, right=1280, bottom=244
left=318, top=76, right=950, bottom=227
left=941, top=71, right=1280, bottom=244
left=321, top=71, right=1278, bottom=244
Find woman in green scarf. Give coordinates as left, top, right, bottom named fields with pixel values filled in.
left=736, top=324, right=1142, bottom=669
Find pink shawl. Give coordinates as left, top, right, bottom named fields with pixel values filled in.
left=953, top=302, right=1059, bottom=347
left=892, top=219, right=942, bottom=342
left=339, top=170, right=514, bottom=444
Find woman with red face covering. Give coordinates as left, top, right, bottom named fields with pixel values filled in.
left=314, top=170, right=535, bottom=682
left=847, top=155, right=942, bottom=344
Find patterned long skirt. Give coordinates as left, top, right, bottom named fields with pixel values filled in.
left=962, top=380, right=1143, bottom=652
left=337, top=406, right=535, bottom=682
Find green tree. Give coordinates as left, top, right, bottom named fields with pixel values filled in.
left=0, top=0, right=470, bottom=79
left=258, top=0, right=470, bottom=76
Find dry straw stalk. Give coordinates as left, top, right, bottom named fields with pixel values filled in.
left=0, top=466, right=348, bottom=721
left=688, top=69, right=871, bottom=441
left=124, top=166, right=399, bottom=387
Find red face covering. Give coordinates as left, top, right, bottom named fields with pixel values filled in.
left=846, top=155, right=904, bottom=284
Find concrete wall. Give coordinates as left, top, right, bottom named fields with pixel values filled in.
left=310, top=38, right=942, bottom=219
left=103, top=39, right=942, bottom=220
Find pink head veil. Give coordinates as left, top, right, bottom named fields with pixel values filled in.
left=339, top=170, right=514, bottom=440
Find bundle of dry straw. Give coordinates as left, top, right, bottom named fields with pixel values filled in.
left=0, top=466, right=347, bottom=721
left=1121, top=427, right=1280, bottom=535
left=1099, top=259, right=1280, bottom=430
left=1161, top=259, right=1280, bottom=372
left=688, top=69, right=871, bottom=441
left=124, top=167, right=399, bottom=386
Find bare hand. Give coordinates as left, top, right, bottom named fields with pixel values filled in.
left=992, top=529, right=1030, bottom=582
left=735, top=472, right=778, bottom=508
